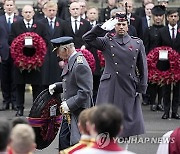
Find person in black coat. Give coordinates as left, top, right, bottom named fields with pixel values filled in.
left=123, top=0, right=143, bottom=39
left=9, top=5, right=48, bottom=116
left=63, top=2, right=91, bottom=49
left=143, top=5, right=165, bottom=111
left=157, top=9, right=180, bottom=119
left=40, top=1, right=66, bottom=89
left=0, top=0, right=21, bottom=111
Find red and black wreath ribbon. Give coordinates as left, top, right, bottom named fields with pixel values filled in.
left=11, top=32, right=47, bottom=71
left=147, top=46, right=180, bottom=85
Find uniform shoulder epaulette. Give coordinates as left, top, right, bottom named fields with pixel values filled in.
left=131, top=36, right=140, bottom=39
left=77, top=56, right=83, bottom=64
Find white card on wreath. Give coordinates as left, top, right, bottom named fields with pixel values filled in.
left=159, top=50, right=168, bottom=60
left=24, top=36, right=33, bottom=46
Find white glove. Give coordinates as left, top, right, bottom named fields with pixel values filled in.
left=80, top=45, right=86, bottom=50
left=49, top=84, right=56, bottom=95
left=61, top=101, right=70, bottom=113
left=136, top=92, right=140, bottom=96
left=101, top=18, right=118, bottom=31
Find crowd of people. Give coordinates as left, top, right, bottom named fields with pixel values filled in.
left=0, top=0, right=179, bottom=153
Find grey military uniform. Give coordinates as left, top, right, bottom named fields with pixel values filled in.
left=56, top=52, right=93, bottom=145
left=83, top=25, right=148, bottom=137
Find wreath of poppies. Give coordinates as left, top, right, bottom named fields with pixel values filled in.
left=97, top=50, right=105, bottom=68
left=11, top=32, right=47, bottom=71
left=76, top=49, right=96, bottom=73
left=147, top=46, right=180, bottom=85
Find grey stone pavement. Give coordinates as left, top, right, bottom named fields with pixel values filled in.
left=0, top=91, right=179, bottom=154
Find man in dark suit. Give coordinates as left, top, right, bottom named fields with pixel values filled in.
left=158, top=9, right=180, bottom=119
left=141, top=2, right=154, bottom=35
left=63, top=1, right=91, bottom=49
left=135, top=0, right=153, bottom=17
left=9, top=5, right=48, bottom=116
left=49, top=36, right=93, bottom=151
left=0, top=0, right=21, bottom=111
left=40, top=1, right=66, bottom=89
left=123, top=0, right=143, bottom=39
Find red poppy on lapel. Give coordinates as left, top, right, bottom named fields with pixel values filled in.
left=178, top=28, right=180, bottom=33
left=13, top=18, right=17, bottom=22
left=130, top=17, right=135, bottom=21
left=129, top=45, right=133, bottom=51
left=32, top=24, right=37, bottom=28
left=80, top=22, right=83, bottom=25
left=56, top=21, right=59, bottom=27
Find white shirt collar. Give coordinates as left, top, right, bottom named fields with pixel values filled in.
left=47, top=17, right=56, bottom=23
left=71, top=16, right=81, bottom=22
left=5, top=13, right=14, bottom=22
left=24, top=19, right=33, bottom=25
left=168, top=24, right=178, bottom=30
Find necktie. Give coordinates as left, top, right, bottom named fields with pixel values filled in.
left=172, top=27, right=175, bottom=39
left=27, top=22, right=30, bottom=29
left=50, top=20, right=53, bottom=30
left=74, top=20, right=77, bottom=33
left=90, top=23, right=94, bottom=28
left=8, top=17, right=11, bottom=31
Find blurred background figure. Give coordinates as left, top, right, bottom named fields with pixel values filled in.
left=135, top=0, right=154, bottom=17
left=40, top=1, right=66, bottom=89
left=79, top=0, right=87, bottom=19
left=99, top=0, right=117, bottom=23
left=143, top=5, right=165, bottom=112
left=0, top=0, right=5, bottom=15
left=0, top=0, right=21, bottom=111
left=9, top=124, right=36, bottom=154
left=63, top=1, right=91, bottom=49
left=123, top=0, right=143, bottom=39
left=141, top=2, right=154, bottom=34
left=157, top=0, right=169, bottom=8
left=33, top=0, right=49, bottom=20
left=86, top=6, right=99, bottom=27
left=0, top=118, right=10, bottom=154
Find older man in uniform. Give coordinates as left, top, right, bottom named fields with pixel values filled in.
left=83, top=13, right=148, bottom=138
left=49, top=36, right=93, bottom=151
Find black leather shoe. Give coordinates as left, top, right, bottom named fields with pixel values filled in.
left=162, top=113, right=169, bottom=119
left=0, top=104, right=10, bottom=111
left=171, top=113, right=180, bottom=119
left=150, top=105, right=157, bottom=111
left=15, top=109, right=24, bottom=116
left=157, top=104, right=164, bottom=111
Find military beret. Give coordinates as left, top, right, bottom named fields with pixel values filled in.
left=151, top=5, right=166, bottom=16
left=51, top=36, right=73, bottom=51
left=115, top=13, right=128, bottom=22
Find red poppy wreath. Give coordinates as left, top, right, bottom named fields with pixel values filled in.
left=76, top=49, right=96, bottom=73
left=147, top=46, right=180, bottom=85
left=97, top=50, right=105, bottom=68
left=11, top=32, right=47, bottom=72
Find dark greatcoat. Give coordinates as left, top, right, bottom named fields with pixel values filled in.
left=83, top=25, right=148, bottom=137
left=9, top=19, right=48, bottom=85
left=40, top=17, right=66, bottom=85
